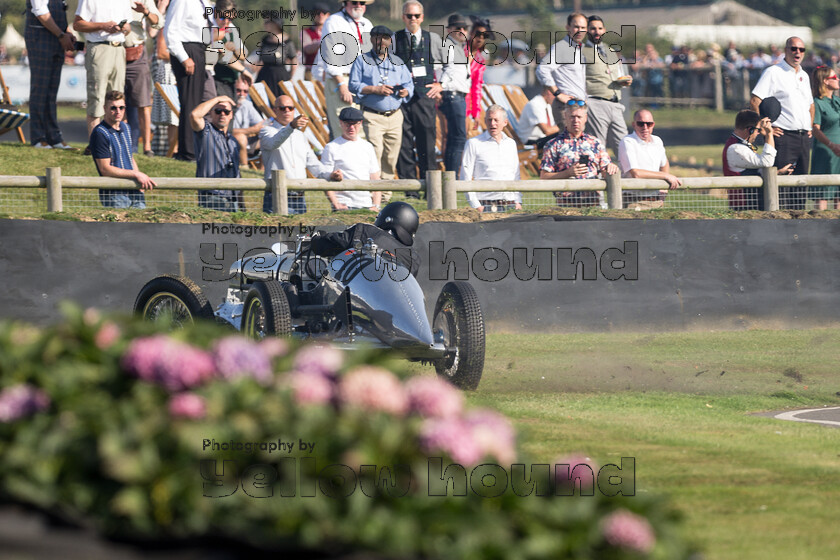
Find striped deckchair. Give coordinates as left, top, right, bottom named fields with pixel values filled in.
left=153, top=82, right=180, bottom=118
left=0, top=107, right=29, bottom=139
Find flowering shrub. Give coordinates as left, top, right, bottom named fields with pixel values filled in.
left=0, top=306, right=694, bottom=559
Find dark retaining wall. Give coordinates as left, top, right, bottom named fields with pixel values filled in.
left=1, top=217, right=838, bottom=331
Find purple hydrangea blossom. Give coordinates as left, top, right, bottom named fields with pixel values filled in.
left=463, top=408, right=517, bottom=464
left=405, top=376, right=464, bottom=418
left=419, top=417, right=484, bottom=467
left=212, top=337, right=273, bottom=385
left=601, top=509, right=656, bottom=554
left=293, top=344, right=344, bottom=378
left=0, top=384, right=50, bottom=422
left=338, top=366, right=408, bottom=416
left=168, top=393, right=207, bottom=419
left=121, top=336, right=215, bottom=391
left=553, top=453, right=597, bottom=494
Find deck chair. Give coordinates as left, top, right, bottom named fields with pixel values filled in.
left=249, top=82, right=275, bottom=119
left=0, top=67, right=28, bottom=142
left=153, top=82, right=180, bottom=119
left=483, top=84, right=540, bottom=176
left=278, top=80, right=330, bottom=148
left=296, top=80, right=331, bottom=140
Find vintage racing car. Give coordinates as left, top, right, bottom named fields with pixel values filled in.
left=134, top=236, right=485, bottom=389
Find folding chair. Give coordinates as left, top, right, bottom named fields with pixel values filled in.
left=153, top=82, right=180, bottom=118
left=278, top=80, right=330, bottom=148
left=0, top=67, right=28, bottom=143
left=248, top=82, right=276, bottom=119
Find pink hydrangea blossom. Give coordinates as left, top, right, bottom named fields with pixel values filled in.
left=94, top=321, right=121, bottom=350
left=0, top=384, right=50, bottom=422
left=338, top=366, right=408, bottom=415
left=554, top=454, right=597, bottom=494
left=419, top=417, right=484, bottom=467
left=121, top=335, right=215, bottom=391
left=293, top=344, right=343, bottom=378
left=405, top=376, right=464, bottom=418
left=288, top=372, right=334, bottom=405
left=259, top=337, right=290, bottom=359
left=83, top=307, right=101, bottom=326
left=601, top=509, right=656, bottom=554
left=212, top=337, right=272, bottom=385
left=463, top=409, right=517, bottom=465
left=168, top=393, right=207, bottom=419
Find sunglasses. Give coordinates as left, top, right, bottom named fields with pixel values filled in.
left=404, top=13, right=422, bottom=19
left=635, top=121, right=654, bottom=127
left=109, top=105, right=126, bottom=111
left=449, top=26, right=467, bottom=31
left=748, top=126, right=759, bottom=134
left=342, top=120, right=362, bottom=126
left=347, top=1, right=366, bottom=5
left=275, top=105, right=295, bottom=111
left=566, top=99, right=586, bottom=107
left=473, top=32, right=491, bottom=39
left=828, top=75, right=839, bottom=80
left=788, top=46, right=806, bottom=53
left=214, top=108, right=232, bottom=115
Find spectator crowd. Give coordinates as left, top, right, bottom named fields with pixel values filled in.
left=15, top=1, right=840, bottom=212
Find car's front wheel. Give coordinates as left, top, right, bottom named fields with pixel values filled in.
left=134, top=275, right=214, bottom=327
left=432, top=281, right=485, bottom=390
left=242, top=280, right=292, bottom=339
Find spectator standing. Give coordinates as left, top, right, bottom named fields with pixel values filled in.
left=722, top=109, right=789, bottom=210
left=253, top=16, right=297, bottom=98
left=24, top=0, right=76, bottom=150
left=539, top=100, right=618, bottom=207
left=429, top=13, right=471, bottom=173
left=617, top=109, right=682, bottom=209
left=461, top=105, right=522, bottom=212
left=809, top=66, right=840, bottom=210
left=535, top=12, right=588, bottom=130
left=231, top=77, right=265, bottom=168
left=584, top=15, right=632, bottom=155
left=210, top=1, right=245, bottom=101
left=74, top=0, right=132, bottom=141
left=465, top=16, right=491, bottom=133
left=302, top=3, right=329, bottom=79
left=393, top=1, right=445, bottom=188
left=348, top=24, right=412, bottom=197
left=750, top=36, right=814, bottom=209
left=668, top=45, right=691, bottom=98
left=321, top=107, right=382, bottom=211
left=91, top=90, right=156, bottom=208
left=260, top=94, right=333, bottom=214
left=164, top=0, right=213, bottom=161
left=190, top=95, right=242, bottom=211
left=151, top=0, right=177, bottom=157
left=315, top=0, right=373, bottom=140
left=124, top=0, right=162, bottom=157
left=516, top=88, right=558, bottom=145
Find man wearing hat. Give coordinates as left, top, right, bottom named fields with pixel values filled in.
left=393, top=1, right=448, bottom=188
left=321, top=107, right=382, bottom=211
left=315, top=0, right=374, bottom=139
left=349, top=24, right=413, bottom=197
left=426, top=14, right=472, bottom=173
left=750, top=36, right=814, bottom=209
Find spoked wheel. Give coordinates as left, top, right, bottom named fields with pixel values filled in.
left=432, top=281, right=485, bottom=390
left=242, top=280, right=292, bottom=339
left=134, top=275, right=214, bottom=327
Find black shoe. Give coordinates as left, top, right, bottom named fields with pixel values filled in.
left=405, top=192, right=420, bottom=199
left=173, top=154, right=194, bottom=162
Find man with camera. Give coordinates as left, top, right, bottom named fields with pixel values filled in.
left=348, top=24, right=413, bottom=192
left=190, top=95, right=243, bottom=212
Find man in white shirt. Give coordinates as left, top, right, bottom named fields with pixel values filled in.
left=164, top=0, right=214, bottom=161
left=315, top=0, right=373, bottom=139
left=260, top=95, right=335, bottom=214
left=461, top=105, right=522, bottom=212
left=124, top=0, right=162, bottom=156
left=321, top=107, right=382, bottom=211
left=516, top=89, right=558, bottom=145
left=617, top=109, right=681, bottom=209
left=74, top=0, right=132, bottom=139
left=749, top=36, right=814, bottom=209
left=535, top=12, right=588, bottom=130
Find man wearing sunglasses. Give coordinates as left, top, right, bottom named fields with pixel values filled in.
left=315, top=0, right=374, bottom=139
left=750, top=36, right=814, bottom=209
left=231, top=77, right=266, bottom=168
left=91, top=90, right=156, bottom=208
left=617, top=110, right=681, bottom=209
left=190, top=95, right=243, bottom=212
left=260, top=95, right=335, bottom=214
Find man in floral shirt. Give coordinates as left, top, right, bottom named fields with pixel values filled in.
left=539, top=100, right=618, bottom=207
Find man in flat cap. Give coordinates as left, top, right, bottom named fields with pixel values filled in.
left=321, top=107, right=382, bottom=211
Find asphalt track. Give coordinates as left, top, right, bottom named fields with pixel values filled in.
left=767, top=406, right=840, bottom=428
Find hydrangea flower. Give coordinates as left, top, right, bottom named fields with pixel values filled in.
left=121, top=335, right=215, bottom=391
left=338, top=366, right=408, bottom=415
left=168, top=393, right=207, bottom=419
left=212, top=337, right=272, bottom=385
left=463, top=408, right=517, bottom=465
left=419, top=417, right=484, bottom=467
left=0, top=384, right=50, bottom=422
left=405, top=376, right=464, bottom=418
left=601, top=509, right=656, bottom=554
left=259, top=337, right=290, bottom=359
left=288, top=371, right=334, bottom=406
left=293, top=344, right=343, bottom=378
left=94, top=321, right=121, bottom=350
left=553, top=453, right=597, bottom=494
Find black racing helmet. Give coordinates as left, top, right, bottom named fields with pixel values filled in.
left=375, top=201, right=419, bottom=246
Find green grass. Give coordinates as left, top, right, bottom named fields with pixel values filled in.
left=404, top=329, right=840, bottom=560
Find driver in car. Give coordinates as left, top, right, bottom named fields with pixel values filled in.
left=308, top=201, right=421, bottom=277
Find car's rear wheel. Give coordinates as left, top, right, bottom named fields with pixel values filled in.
left=433, top=281, right=485, bottom=390
left=242, top=280, right=292, bottom=339
left=134, top=275, right=214, bottom=327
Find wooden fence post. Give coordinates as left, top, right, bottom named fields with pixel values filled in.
left=605, top=172, right=622, bottom=210
left=426, top=170, right=442, bottom=210
left=46, top=167, right=62, bottom=212
left=714, top=59, right=724, bottom=112
left=760, top=166, right=779, bottom=211
left=271, top=169, right=287, bottom=215
left=442, top=171, right=457, bottom=210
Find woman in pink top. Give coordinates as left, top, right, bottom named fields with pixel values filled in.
left=466, top=16, right=492, bottom=132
